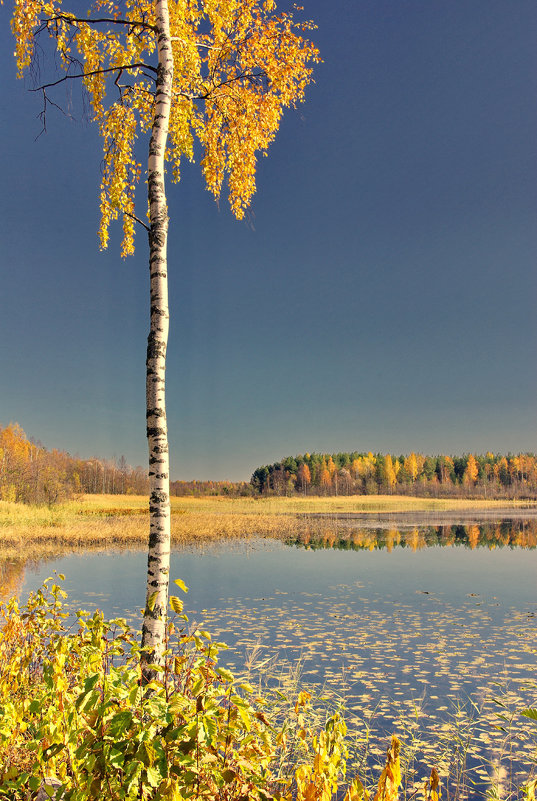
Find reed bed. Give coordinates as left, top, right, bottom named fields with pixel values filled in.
left=0, top=512, right=305, bottom=553
left=167, top=494, right=533, bottom=515
left=3, top=492, right=534, bottom=520
left=0, top=493, right=535, bottom=562
left=0, top=498, right=306, bottom=560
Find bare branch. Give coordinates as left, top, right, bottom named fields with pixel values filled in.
left=35, top=89, right=73, bottom=139
left=209, top=69, right=267, bottom=94
left=43, top=14, right=157, bottom=32
left=171, top=70, right=268, bottom=103
left=29, top=62, right=158, bottom=94
left=124, top=210, right=150, bottom=232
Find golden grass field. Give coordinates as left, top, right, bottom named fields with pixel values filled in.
left=0, top=492, right=535, bottom=560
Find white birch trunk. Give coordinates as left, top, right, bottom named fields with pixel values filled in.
left=140, top=0, right=174, bottom=682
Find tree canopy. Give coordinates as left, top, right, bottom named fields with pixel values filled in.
left=13, top=0, right=320, bottom=255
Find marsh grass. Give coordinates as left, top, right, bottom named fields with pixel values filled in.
left=3, top=492, right=535, bottom=519
left=0, top=510, right=306, bottom=562
left=225, top=645, right=537, bottom=801
left=1, top=493, right=534, bottom=561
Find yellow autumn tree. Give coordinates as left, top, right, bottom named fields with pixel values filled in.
left=12, top=0, right=319, bottom=677
left=357, top=453, right=376, bottom=481
left=297, top=462, right=311, bottom=494
left=384, top=454, right=397, bottom=492
left=320, top=463, right=332, bottom=492
left=464, top=454, right=479, bottom=486
left=404, top=452, right=419, bottom=482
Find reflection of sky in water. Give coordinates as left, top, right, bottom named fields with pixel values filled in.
left=20, top=535, right=537, bottom=615
left=18, top=534, right=537, bottom=798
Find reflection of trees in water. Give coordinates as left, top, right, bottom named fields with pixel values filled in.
left=289, top=521, right=537, bottom=552
left=0, top=559, right=26, bottom=600
left=0, top=552, right=74, bottom=601
left=0, top=522, right=534, bottom=599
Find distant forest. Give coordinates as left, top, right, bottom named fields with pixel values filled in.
left=2, top=422, right=537, bottom=503
left=0, top=423, right=249, bottom=504
left=251, top=451, right=537, bottom=498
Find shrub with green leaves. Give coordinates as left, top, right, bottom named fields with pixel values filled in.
left=0, top=577, right=289, bottom=800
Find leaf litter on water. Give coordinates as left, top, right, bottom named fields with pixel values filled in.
left=181, top=523, right=537, bottom=799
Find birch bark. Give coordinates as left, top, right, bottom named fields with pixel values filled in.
left=140, top=0, right=174, bottom=681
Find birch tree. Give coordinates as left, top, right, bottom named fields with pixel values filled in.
left=12, top=0, right=319, bottom=680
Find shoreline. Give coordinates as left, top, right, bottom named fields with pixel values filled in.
left=1, top=494, right=537, bottom=559
left=2, top=493, right=536, bottom=527
left=302, top=506, right=537, bottom=528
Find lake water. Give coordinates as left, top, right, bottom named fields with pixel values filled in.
left=4, top=519, right=537, bottom=799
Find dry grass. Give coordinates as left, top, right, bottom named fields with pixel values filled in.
left=174, top=494, right=534, bottom=515
left=56, top=493, right=537, bottom=515
left=0, top=493, right=535, bottom=561
left=0, top=495, right=304, bottom=559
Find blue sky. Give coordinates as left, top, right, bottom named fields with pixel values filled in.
left=1, top=0, right=536, bottom=480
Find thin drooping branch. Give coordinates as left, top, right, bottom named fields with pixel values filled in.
left=31, top=63, right=157, bottom=134
left=29, top=62, right=158, bottom=93
left=35, top=89, right=72, bottom=137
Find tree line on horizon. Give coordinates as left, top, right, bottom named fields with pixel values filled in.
left=0, top=423, right=150, bottom=504
left=250, top=451, right=537, bottom=498
left=0, top=423, right=250, bottom=504
left=3, top=422, right=537, bottom=504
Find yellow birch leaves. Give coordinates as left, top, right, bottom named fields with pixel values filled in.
left=99, top=103, right=141, bottom=254
left=12, top=0, right=320, bottom=255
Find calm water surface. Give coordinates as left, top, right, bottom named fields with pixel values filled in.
left=7, top=522, right=537, bottom=798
